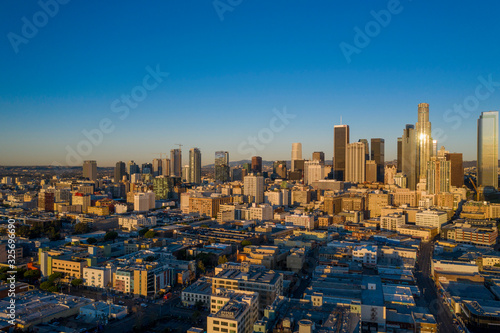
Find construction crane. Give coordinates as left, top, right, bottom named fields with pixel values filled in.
left=466, top=174, right=479, bottom=200
left=175, top=143, right=183, bottom=152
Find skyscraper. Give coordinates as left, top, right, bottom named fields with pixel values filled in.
left=170, top=149, right=182, bottom=177
left=312, top=151, right=325, bottom=165
left=114, top=161, right=126, bottom=183
left=251, top=156, right=262, bottom=174
left=161, top=158, right=170, bottom=176
left=304, top=160, right=324, bottom=185
left=397, top=137, right=402, bottom=172
left=244, top=174, right=264, bottom=204
left=152, top=158, right=162, bottom=177
left=83, top=160, right=97, bottom=181
left=345, top=142, right=366, bottom=183
left=415, top=103, right=433, bottom=182
left=358, top=139, right=370, bottom=161
left=427, top=157, right=451, bottom=195
left=402, top=124, right=417, bottom=190
left=127, top=161, right=140, bottom=176
left=291, top=143, right=302, bottom=171
left=477, top=111, right=499, bottom=188
left=334, top=125, right=349, bottom=181
left=273, top=161, right=287, bottom=179
left=189, top=148, right=202, bottom=184
left=445, top=153, right=464, bottom=188
left=371, top=138, right=385, bottom=182
left=215, top=151, right=230, bottom=183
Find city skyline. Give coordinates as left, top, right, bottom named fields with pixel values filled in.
left=2, top=2, right=500, bottom=166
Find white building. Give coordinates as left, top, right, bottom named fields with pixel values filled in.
left=118, top=215, right=157, bottom=231
left=241, top=204, right=273, bottom=221
left=115, top=203, right=128, bottom=214
left=284, top=214, right=314, bottom=230
left=415, top=210, right=448, bottom=233
left=265, top=190, right=282, bottom=206
left=83, top=266, right=115, bottom=289
left=380, top=213, right=406, bottom=231
left=304, top=161, right=324, bottom=185
left=134, top=193, right=153, bottom=212
left=244, top=175, right=264, bottom=204
left=79, top=301, right=128, bottom=320
left=352, top=245, right=377, bottom=266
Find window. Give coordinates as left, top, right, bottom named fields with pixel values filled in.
left=221, top=322, right=228, bottom=326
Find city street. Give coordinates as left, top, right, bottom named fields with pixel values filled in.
left=415, top=241, right=457, bottom=333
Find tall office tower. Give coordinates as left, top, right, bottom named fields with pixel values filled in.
left=312, top=152, right=325, bottom=165
left=371, top=138, right=385, bottom=182
left=397, top=137, right=402, bottom=172
left=141, top=163, right=152, bottom=174
left=114, top=161, right=126, bottom=183
left=161, top=158, right=170, bottom=176
left=215, top=151, right=230, bottom=183
left=415, top=103, right=433, bottom=182
left=127, top=161, right=140, bottom=176
left=83, top=160, right=97, bottom=181
left=334, top=125, right=349, bottom=181
left=244, top=174, right=264, bottom=204
left=273, top=161, right=287, bottom=179
left=231, top=167, right=243, bottom=181
left=152, top=158, right=162, bottom=177
left=182, top=165, right=191, bottom=183
left=432, top=140, right=438, bottom=157
left=477, top=111, right=499, bottom=188
left=291, top=143, right=303, bottom=171
left=427, top=157, right=451, bottom=194
left=189, top=148, right=202, bottom=184
left=345, top=142, right=366, bottom=183
left=251, top=156, right=262, bottom=174
left=304, top=160, right=324, bottom=185
left=402, top=124, right=417, bottom=190
left=358, top=139, right=370, bottom=161
left=170, top=149, right=182, bottom=177
left=365, top=160, right=377, bottom=183
left=445, top=153, right=464, bottom=188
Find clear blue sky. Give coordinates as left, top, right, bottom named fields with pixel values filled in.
left=1, top=0, right=500, bottom=166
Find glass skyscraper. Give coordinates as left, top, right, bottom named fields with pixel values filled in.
left=477, top=111, right=498, bottom=188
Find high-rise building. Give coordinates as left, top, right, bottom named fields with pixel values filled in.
left=358, top=139, right=370, bottom=161
left=161, top=158, right=170, bottom=176
left=304, top=161, right=324, bottom=185
left=415, top=103, right=433, bottom=182
left=478, top=111, right=499, bottom=188
left=127, top=161, right=140, bottom=176
left=334, top=125, right=349, bottom=181
left=141, top=163, right=152, bottom=174
left=114, top=161, right=126, bottom=183
left=365, top=160, right=377, bottom=183
left=371, top=138, right=385, bottom=182
left=83, top=160, right=97, bottom=181
left=432, top=140, right=438, bottom=157
left=251, top=156, right=262, bottom=174
left=312, top=151, right=325, bottom=165
left=397, top=137, right=402, bottom=172
left=291, top=142, right=302, bottom=172
left=445, top=153, right=464, bottom=188
left=189, top=148, right=202, bottom=184
left=273, top=161, right=287, bottom=179
left=214, top=151, right=230, bottom=183
left=402, top=124, right=417, bottom=190
left=244, top=174, right=264, bottom=204
left=231, top=167, right=243, bottom=181
left=345, top=142, right=366, bottom=183
left=427, top=157, right=451, bottom=194
left=170, top=149, right=182, bottom=177
left=182, top=165, right=190, bottom=183
left=152, top=158, right=162, bottom=177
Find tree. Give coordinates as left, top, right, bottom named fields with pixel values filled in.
left=71, top=278, right=84, bottom=288
left=218, top=255, right=228, bottom=265
left=73, top=222, right=90, bottom=235
left=40, top=281, right=52, bottom=291
left=138, top=228, right=149, bottom=237
left=104, top=231, right=118, bottom=242
left=87, top=237, right=97, bottom=244
left=24, top=269, right=41, bottom=282
left=241, top=240, right=252, bottom=247
left=48, top=272, right=63, bottom=284
left=144, top=230, right=156, bottom=238
left=197, top=260, right=205, bottom=273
